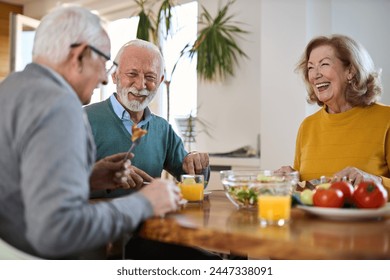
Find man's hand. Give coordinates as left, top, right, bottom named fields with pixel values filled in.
left=89, top=152, right=133, bottom=191
left=182, top=152, right=209, bottom=174
left=124, top=165, right=154, bottom=189
left=139, top=179, right=181, bottom=217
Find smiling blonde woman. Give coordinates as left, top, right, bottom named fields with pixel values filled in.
left=277, top=34, right=390, bottom=199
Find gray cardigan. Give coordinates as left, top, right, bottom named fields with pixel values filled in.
left=0, top=63, right=153, bottom=259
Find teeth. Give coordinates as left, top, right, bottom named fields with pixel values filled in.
left=316, top=82, right=330, bottom=88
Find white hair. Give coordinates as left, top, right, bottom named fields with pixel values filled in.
left=114, top=39, right=165, bottom=78
left=32, top=5, right=109, bottom=64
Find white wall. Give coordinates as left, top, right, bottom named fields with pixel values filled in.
left=259, top=0, right=308, bottom=170
left=23, top=0, right=390, bottom=170
left=196, top=0, right=262, bottom=157
left=331, top=0, right=390, bottom=105
left=196, top=0, right=390, bottom=171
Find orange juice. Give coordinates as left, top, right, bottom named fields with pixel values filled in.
left=180, top=183, right=204, bottom=201
left=258, top=195, right=291, bottom=225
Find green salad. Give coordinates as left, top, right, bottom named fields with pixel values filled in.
left=228, top=186, right=258, bottom=207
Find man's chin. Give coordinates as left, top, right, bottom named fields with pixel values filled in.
left=127, top=103, right=146, bottom=112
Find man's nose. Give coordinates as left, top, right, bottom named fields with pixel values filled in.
left=100, top=67, right=108, bottom=85
left=133, top=76, right=147, bottom=89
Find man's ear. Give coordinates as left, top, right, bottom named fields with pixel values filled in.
left=112, top=72, right=118, bottom=84
left=69, top=43, right=88, bottom=72
left=160, top=74, right=165, bottom=84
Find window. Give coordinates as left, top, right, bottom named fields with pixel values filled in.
left=90, top=17, right=139, bottom=104
left=160, top=1, right=198, bottom=119
left=9, top=14, right=39, bottom=73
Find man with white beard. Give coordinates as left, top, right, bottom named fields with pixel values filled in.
left=85, top=39, right=219, bottom=260
left=85, top=39, right=210, bottom=196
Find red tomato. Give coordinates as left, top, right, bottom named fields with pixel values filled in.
left=313, top=188, right=344, bottom=208
left=352, top=181, right=388, bottom=209
left=330, top=181, right=354, bottom=203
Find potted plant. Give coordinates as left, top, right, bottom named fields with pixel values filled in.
left=181, top=0, right=248, bottom=82
left=132, top=0, right=248, bottom=141
left=175, top=109, right=213, bottom=151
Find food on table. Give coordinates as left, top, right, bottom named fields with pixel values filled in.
left=296, top=180, right=316, bottom=191
left=258, top=195, right=291, bottom=223
left=296, top=176, right=331, bottom=191
left=180, top=177, right=204, bottom=201
left=316, top=183, right=331, bottom=190
left=256, top=174, right=273, bottom=182
left=221, top=171, right=297, bottom=209
left=313, top=188, right=344, bottom=208
left=330, top=181, right=354, bottom=204
left=182, top=178, right=196, bottom=185
left=352, top=181, right=388, bottom=209
left=228, top=174, right=292, bottom=207
left=227, top=185, right=258, bottom=207
left=297, top=176, right=388, bottom=209
left=131, top=124, right=147, bottom=142
left=300, top=189, right=314, bottom=205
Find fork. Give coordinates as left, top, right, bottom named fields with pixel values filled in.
left=123, top=137, right=141, bottom=162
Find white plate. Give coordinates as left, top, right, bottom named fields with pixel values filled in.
left=204, top=191, right=212, bottom=196
left=297, top=203, right=390, bottom=221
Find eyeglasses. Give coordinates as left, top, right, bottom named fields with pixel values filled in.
left=70, top=43, right=118, bottom=75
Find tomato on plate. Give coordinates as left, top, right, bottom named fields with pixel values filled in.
left=352, top=181, right=388, bottom=209
left=330, top=181, right=354, bottom=203
left=313, top=188, right=344, bottom=208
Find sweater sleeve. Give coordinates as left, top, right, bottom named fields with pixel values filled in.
left=293, top=123, right=303, bottom=173
left=382, top=122, right=390, bottom=200
left=163, top=122, right=188, bottom=181
left=22, top=94, right=153, bottom=258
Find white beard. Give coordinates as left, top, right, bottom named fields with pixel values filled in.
left=117, top=86, right=157, bottom=112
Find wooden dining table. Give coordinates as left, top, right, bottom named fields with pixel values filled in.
left=138, top=190, right=390, bottom=260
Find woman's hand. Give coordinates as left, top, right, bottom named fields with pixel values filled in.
left=274, top=166, right=298, bottom=175
left=333, top=166, right=382, bottom=186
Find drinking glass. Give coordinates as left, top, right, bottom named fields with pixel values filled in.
left=180, top=174, right=204, bottom=202
left=254, top=174, right=294, bottom=226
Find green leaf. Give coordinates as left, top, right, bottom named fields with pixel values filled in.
left=137, top=10, right=152, bottom=41
left=186, top=0, right=249, bottom=82
left=157, top=0, right=175, bottom=40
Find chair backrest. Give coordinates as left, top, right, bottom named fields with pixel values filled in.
left=0, top=238, right=42, bottom=260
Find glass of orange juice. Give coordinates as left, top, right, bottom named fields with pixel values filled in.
left=254, top=174, right=294, bottom=226
left=180, top=174, right=204, bottom=202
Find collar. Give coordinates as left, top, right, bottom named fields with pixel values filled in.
left=30, top=63, right=79, bottom=102
left=110, top=94, right=153, bottom=126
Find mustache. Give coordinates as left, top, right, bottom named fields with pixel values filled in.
left=127, top=87, right=150, bottom=97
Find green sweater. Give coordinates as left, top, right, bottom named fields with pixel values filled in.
left=85, top=98, right=187, bottom=180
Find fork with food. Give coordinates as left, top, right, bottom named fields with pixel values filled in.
left=123, top=124, right=148, bottom=162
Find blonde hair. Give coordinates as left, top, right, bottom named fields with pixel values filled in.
left=296, top=34, right=382, bottom=107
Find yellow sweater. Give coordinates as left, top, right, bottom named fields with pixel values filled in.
left=294, top=103, right=390, bottom=196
